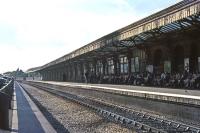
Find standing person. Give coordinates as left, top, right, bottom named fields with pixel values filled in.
left=160, top=72, right=166, bottom=86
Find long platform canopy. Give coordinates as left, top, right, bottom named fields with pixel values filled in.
left=29, top=0, right=200, bottom=73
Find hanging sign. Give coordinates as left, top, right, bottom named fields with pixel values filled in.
left=146, top=65, right=154, bottom=73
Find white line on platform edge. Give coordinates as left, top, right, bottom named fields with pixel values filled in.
left=11, top=83, right=18, bottom=133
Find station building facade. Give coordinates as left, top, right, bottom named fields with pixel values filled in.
left=30, top=0, right=200, bottom=83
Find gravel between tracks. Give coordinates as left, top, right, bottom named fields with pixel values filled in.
left=20, top=83, right=136, bottom=133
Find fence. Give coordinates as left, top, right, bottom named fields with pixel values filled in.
left=0, top=79, right=14, bottom=130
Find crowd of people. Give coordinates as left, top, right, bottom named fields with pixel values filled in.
left=84, top=71, right=200, bottom=89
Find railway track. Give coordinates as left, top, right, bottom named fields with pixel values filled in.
left=21, top=83, right=200, bottom=133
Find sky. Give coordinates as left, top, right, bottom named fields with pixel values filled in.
left=0, top=0, right=181, bottom=73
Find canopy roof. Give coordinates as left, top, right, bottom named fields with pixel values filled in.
left=31, top=0, right=200, bottom=72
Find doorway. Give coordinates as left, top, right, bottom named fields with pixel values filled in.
left=173, top=45, right=184, bottom=73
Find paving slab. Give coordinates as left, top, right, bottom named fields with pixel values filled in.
left=10, top=82, right=56, bottom=133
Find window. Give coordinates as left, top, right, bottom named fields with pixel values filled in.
left=96, top=61, right=103, bottom=74
left=89, top=63, right=94, bottom=73
left=120, top=56, right=128, bottom=74
left=108, top=59, right=114, bottom=74
left=131, top=57, right=140, bottom=73
left=105, top=64, right=108, bottom=75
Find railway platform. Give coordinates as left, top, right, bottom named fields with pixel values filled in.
left=10, top=82, right=56, bottom=133
left=27, top=80, right=200, bottom=106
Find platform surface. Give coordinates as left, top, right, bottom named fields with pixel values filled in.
left=33, top=80, right=200, bottom=97
left=11, top=81, right=56, bottom=133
